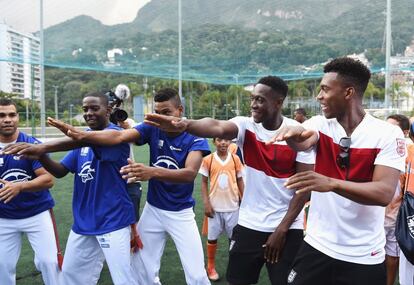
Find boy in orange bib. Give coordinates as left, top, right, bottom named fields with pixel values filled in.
left=199, top=138, right=244, bottom=281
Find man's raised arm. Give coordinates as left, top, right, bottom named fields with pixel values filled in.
left=144, top=114, right=238, bottom=140
left=266, top=125, right=318, bottom=151
left=2, top=137, right=84, bottom=159
left=47, top=117, right=140, bottom=146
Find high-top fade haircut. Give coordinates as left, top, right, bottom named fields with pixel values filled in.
left=84, top=91, right=109, bottom=106
left=258, top=76, right=288, bottom=98
left=324, top=57, right=371, bottom=96
left=0, top=98, right=17, bottom=108
left=154, top=88, right=181, bottom=107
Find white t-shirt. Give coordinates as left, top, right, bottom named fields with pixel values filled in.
left=230, top=116, right=314, bottom=232
left=303, top=114, right=406, bottom=265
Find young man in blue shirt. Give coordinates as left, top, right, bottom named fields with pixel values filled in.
left=0, top=98, right=58, bottom=285
left=3, top=93, right=136, bottom=285
left=34, top=88, right=211, bottom=285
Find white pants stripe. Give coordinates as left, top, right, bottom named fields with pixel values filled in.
left=62, top=226, right=134, bottom=285
left=133, top=203, right=210, bottom=285
left=0, top=210, right=60, bottom=285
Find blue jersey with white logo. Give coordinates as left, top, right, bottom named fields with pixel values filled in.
left=0, top=132, right=54, bottom=219
left=135, top=123, right=210, bottom=211
left=61, top=123, right=135, bottom=235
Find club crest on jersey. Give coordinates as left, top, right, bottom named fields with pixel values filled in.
left=407, top=215, right=414, bottom=239
left=396, top=138, right=406, bottom=157
left=78, top=161, right=95, bottom=183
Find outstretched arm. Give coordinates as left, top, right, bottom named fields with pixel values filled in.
left=0, top=167, right=54, bottom=203
left=120, top=150, right=205, bottom=184
left=285, top=165, right=399, bottom=206
left=266, top=125, right=318, bottom=151
left=144, top=114, right=239, bottom=140
left=2, top=138, right=84, bottom=159
left=47, top=117, right=140, bottom=146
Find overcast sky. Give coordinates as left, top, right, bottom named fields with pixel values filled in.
left=0, top=0, right=151, bottom=33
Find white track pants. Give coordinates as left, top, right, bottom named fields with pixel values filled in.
left=133, top=203, right=210, bottom=285
left=0, top=210, right=60, bottom=285
left=62, top=226, right=135, bottom=285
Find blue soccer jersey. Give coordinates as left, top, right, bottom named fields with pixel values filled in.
left=0, top=132, right=54, bottom=219
left=60, top=123, right=135, bottom=235
left=134, top=123, right=210, bottom=211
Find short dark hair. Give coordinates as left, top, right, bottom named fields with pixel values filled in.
left=324, top=57, right=371, bottom=96
left=84, top=91, right=109, bottom=106
left=154, top=88, right=181, bottom=106
left=294, top=108, right=306, bottom=116
left=387, top=114, right=410, bottom=131
left=0, top=98, right=17, bottom=108
left=257, top=76, right=288, bottom=98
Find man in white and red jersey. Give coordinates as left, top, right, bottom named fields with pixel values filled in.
left=271, top=57, right=406, bottom=285
left=144, top=76, right=314, bottom=285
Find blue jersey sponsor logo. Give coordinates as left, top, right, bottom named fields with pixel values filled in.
left=153, top=156, right=179, bottom=169
left=1, top=169, right=32, bottom=182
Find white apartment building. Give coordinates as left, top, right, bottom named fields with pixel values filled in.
left=0, top=22, right=40, bottom=100
left=389, top=40, right=414, bottom=112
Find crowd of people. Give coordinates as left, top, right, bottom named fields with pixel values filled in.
left=0, top=56, right=413, bottom=285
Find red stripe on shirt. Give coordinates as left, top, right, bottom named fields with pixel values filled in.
left=243, top=130, right=296, bottom=178
left=315, top=132, right=380, bottom=182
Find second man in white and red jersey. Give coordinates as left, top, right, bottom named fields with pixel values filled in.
left=271, top=57, right=405, bottom=285
left=144, top=76, right=314, bottom=285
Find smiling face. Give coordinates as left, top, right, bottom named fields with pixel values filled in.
left=316, top=72, right=349, bottom=119
left=82, top=96, right=110, bottom=130
left=250, top=83, right=282, bottom=124
left=0, top=104, right=19, bottom=139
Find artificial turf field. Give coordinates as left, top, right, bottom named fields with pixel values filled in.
left=15, top=144, right=270, bottom=285
left=13, top=144, right=401, bottom=285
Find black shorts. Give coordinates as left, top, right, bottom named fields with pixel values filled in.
left=287, top=242, right=386, bottom=285
left=226, top=225, right=303, bottom=285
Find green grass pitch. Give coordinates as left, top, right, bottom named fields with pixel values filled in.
left=15, top=144, right=267, bottom=284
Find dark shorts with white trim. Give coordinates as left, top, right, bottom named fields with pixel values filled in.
left=287, top=242, right=386, bottom=285
left=226, top=224, right=303, bottom=285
